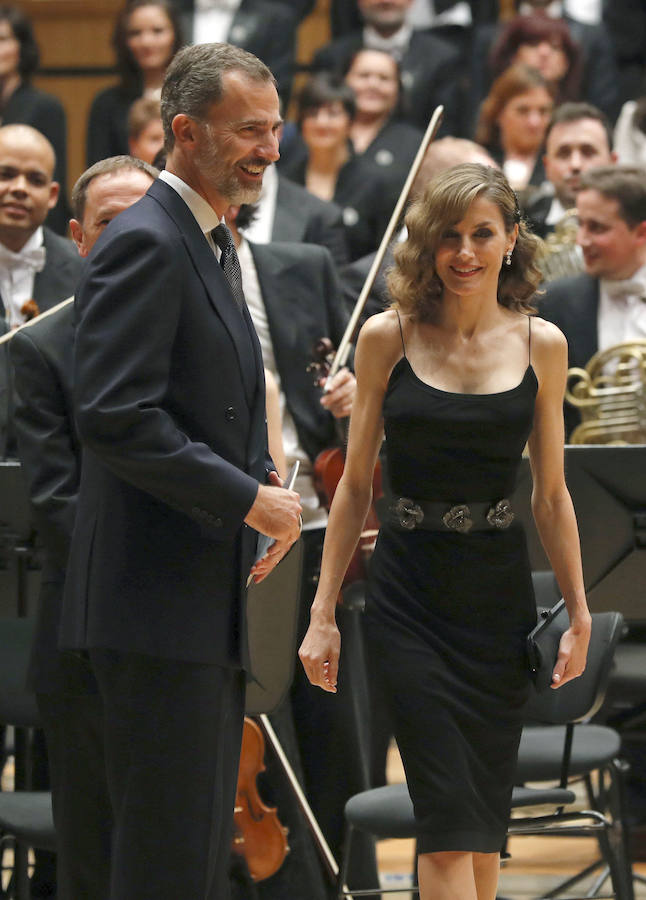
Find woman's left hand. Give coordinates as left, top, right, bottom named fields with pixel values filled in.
left=551, top=622, right=591, bottom=689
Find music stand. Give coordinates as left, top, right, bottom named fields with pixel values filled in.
left=0, top=461, right=37, bottom=617
left=512, top=445, right=646, bottom=622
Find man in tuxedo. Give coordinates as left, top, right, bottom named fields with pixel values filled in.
left=241, top=163, right=349, bottom=268
left=0, top=124, right=81, bottom=329
left=8, top=155, right=159, bottom=900
left=312, top=0, right=462, bottom=136
left=59, top=43, right=301, bottom=900
left=539, top=165, right=646, bottom=436
left=175, top=0, right=298, bottom=105
left=526, top=102, right=616, bottom=239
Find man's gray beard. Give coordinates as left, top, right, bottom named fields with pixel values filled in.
left=196, top=133, right=264, bottom=205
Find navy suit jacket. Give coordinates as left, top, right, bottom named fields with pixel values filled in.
left=60, top=178, right=269, bottom=670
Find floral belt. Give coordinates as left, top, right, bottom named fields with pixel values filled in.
left=390, top=497, right=515, bottom=534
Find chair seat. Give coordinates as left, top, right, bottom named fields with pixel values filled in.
left=515, top=724, right=621, bottom=782
left=0, top=791, right=56, bottom=852
left=345, top=783, right=576, bottom=840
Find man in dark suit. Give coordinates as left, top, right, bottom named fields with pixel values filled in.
left=8, top=154, right=159, bottom=900
left=312, top=0, right=462, bottom=136
left=175, top=0, right=298, bottom=105
left=241, top=163, right=349, bottom=268
left=59, top=43, right=301, bottom=900
left=539, top=165, right=646, bottom=437
left=526, top=102, right=616, bottom=240
left=0, top=124, right=81, bottom=329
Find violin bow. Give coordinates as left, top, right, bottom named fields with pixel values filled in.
left=326, top=104, right=444, bottom=382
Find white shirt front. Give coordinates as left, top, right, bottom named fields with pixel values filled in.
left=598, top=263, right=646, bottom=351
left=518, top=0, right=601, bottom=23
left=407, top=0, right=472, bottom=29
left=237, top=237, right=327, bottom=530
left=363, top=24, right=412, bottom=61
left=239, top=163, right=278, bottom=245
left=0, top=227, right=45, bottom=328
left=192, top=0, right=242, bottom=45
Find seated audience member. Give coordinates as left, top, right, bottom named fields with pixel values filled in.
left=475, top=63, right=554, bottom=193
left=312, top=0, right=461, bottom=136
left=328, top=0, right=498, bottom=38
left=614, top=97, right=646, bottom=167
left=340, top=137, right=497, bottom=322
left=489, top=15, right=582, bottom=105
left=0, top=124, right=81, bottom=330
left=280, top=73, right=401, bottom=263
left=174, top=0, right=298, bottom=106
left=526, top=101, right=616, bottom=238
left=8, top=155, right=158, bottom=900
left=87, top=0, right=183, bottom=165
left=343, top=48, right=422, bottom=188
left=128, top=96, right=164, bottom=164
left=0, top=5, right=69, bottom=235
left=471, top=0, right=619, bottom=124
left=539, top=165, right=646, bottom=436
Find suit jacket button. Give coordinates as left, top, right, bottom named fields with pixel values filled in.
left=214, top=517, right=223, bottom=527
left=225, top=407, right=236, bottom=421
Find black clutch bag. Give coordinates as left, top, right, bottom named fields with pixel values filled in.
left=527, top=598, right=567, bottom=692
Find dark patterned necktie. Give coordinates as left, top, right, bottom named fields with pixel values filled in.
left=211, top=223, right=245, bottom=313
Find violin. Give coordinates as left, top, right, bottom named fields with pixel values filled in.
left=232, top=716, right=289, bottom=882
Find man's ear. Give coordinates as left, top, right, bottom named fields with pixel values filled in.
left=171, top=113, right=199, bottom=147
left=47, top=180, right=60, bottom=210
left=69, top=219, right=88, bottom=257
left=634, top=220, right=646, bottom=245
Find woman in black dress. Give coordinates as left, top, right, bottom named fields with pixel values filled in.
left=86, top=0, right=183, bottom=166
left=299, top=163, right=591, bottom=899
left=279, top=73, right=401, bottom=262
left=343, top=48, right=422, bottom=189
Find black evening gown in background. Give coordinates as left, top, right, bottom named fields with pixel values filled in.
left=365, top=316, right=538, bottom=853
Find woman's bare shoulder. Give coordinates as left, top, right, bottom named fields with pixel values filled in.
left=530, top=315, right=568, bottom=355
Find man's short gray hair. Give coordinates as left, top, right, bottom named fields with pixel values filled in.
left=161, top=42, right=276, bottom=151
left=71, top=155, right=158, bottom=221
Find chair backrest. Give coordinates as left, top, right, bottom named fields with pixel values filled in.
left=523, top=610, right=624, bottom=726
left=0, top=617, right=40, bottom=727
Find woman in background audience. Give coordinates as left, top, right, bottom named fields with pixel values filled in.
left=0, top=4, right=69, bottom=233
left=490, top=15, right=582, bottom=106
left=343, top=48, right=422, bottom=189
left=476, top=64, right=554, bottom=194
left=280, top=73, right=400, bottom=262
left=87, top=0, right=182, bottom=166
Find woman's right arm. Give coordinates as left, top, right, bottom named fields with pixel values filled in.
left=299, top=312, right=400, bottom=692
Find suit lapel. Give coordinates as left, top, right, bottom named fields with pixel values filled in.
left=575, top=276, right=600, bottom=368
left=147, top=179, right=258, bottom=407
left=228, top=2, right=258, bottom=47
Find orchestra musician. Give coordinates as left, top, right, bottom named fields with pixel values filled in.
left=7, top=155, right=159, bottom=900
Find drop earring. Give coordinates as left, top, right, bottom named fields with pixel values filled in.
left=505, top=249, right=512, bottom=266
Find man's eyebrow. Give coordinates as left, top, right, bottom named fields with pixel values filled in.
left=237, top=117, right=284, bottom=129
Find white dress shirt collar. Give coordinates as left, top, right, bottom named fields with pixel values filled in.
left=0, top=226, right=45, bottom=328
left=598, top=262, right=646, bottom=351
left=159, top=170, right=222, bottom=245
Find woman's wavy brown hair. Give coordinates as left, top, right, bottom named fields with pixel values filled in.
left=387, top=163, right=542, bottom=321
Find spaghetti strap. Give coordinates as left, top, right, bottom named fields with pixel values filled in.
left=527, top=315, right=532, bottom=366
left=395, top=308, right=407, bottom=358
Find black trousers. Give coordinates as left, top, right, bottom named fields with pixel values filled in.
left=90, top=649, right=246, bottom=900
left=37, top=671, right=112, bottom=900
